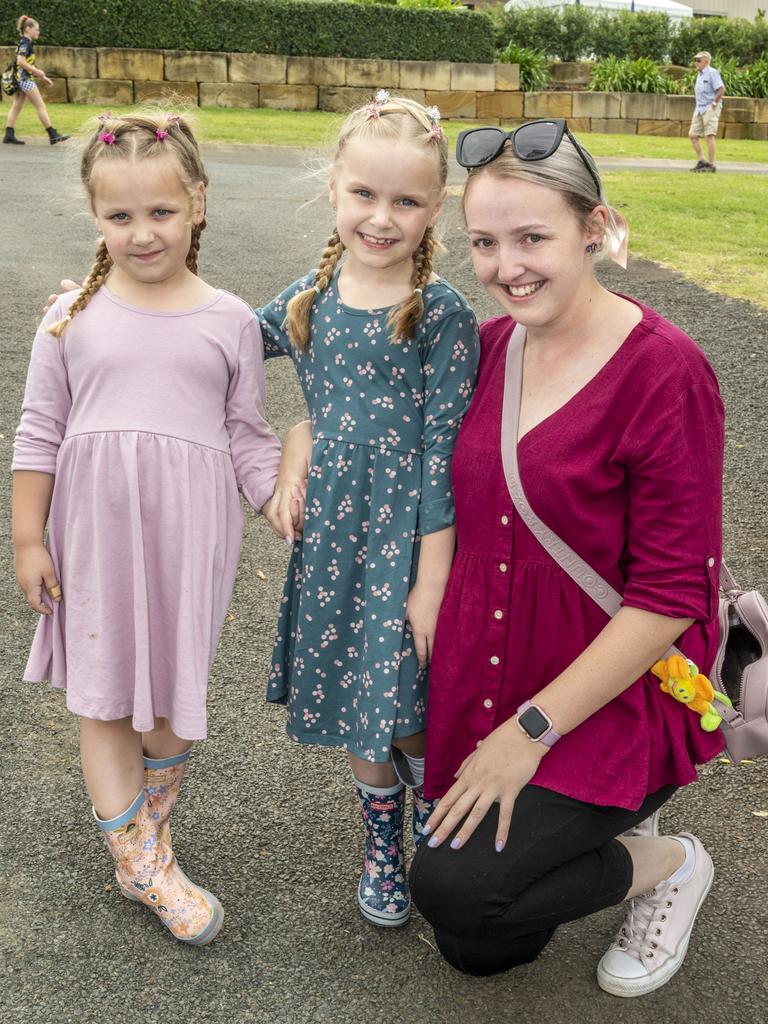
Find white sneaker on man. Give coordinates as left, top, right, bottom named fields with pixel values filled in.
left=597, top=833, right=714, bottom=997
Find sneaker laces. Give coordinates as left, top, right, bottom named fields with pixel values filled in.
left=612, top=882, right=677, bottom=960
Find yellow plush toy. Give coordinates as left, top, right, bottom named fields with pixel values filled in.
left=651, top=654, right=732, bottom=732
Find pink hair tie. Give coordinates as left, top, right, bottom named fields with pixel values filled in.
left=428, top=123, right=444, bottom=142
left=155, top=129, right=169, bottom=141
left=99, top=131, right=116, bottom=145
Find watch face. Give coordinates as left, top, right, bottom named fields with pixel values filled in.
left=519, top=705, right=550, bottom=740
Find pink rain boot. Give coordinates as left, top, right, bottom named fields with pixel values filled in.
left=95, top=785, right=223, bottom=945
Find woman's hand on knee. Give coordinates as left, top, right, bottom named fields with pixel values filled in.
left=423, top=719, right=548, bottom=853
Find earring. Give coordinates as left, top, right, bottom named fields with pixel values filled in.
left=586, top=242, right=601, bottom=255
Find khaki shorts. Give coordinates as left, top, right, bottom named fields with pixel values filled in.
left=690, top=103, right=722, bottom=138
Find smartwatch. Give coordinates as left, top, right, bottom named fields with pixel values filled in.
left=516, top=701, right=561, bottom=748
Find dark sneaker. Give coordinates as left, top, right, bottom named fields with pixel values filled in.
left=690, top=159, right=707, bottom=172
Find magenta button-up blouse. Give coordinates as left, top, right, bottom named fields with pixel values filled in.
left=424, top=303, right=725, bottom=810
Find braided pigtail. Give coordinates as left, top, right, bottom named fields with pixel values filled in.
left=47, top=240, right=113, bottom=339
left=387, top=225, right=437, bottom=343
left=186, top=216, right=206, bottom=274
left=286, top=227, right=346, bottom=350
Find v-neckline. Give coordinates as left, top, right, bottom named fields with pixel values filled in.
left=516, top=297, right=649, bottom=447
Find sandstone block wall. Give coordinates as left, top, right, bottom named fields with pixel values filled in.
left=1, top=46, right=766, bottom=138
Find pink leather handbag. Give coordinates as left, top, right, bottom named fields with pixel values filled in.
left=500, top=323, right=768, bottom=764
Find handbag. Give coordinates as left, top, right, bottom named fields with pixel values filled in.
left=500, top=322, right=768, bottom=764
left=2, top=60, right=19, bottom=96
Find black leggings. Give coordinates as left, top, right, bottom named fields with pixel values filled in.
left=409, top=783, right=676, bottom=976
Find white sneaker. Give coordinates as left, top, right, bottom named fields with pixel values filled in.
left=597, top=833, right=714, bottom=997
left=622, top=808, right=661, bottom=839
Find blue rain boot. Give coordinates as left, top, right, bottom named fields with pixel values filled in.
left=355, top=780, right=410, bottom=927
left=412, top=789, right=440, bottom=848
left=390, top=748, right=438, bottom=847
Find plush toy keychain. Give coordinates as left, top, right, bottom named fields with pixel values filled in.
left=651, top=654, right=732, bottom=732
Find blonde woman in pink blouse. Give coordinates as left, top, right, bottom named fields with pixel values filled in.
left=409, top=122, right=724, bottom=998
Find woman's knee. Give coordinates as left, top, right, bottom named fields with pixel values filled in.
left=410, top=842, right=494, bottom=934
left=434, top=926, right=556, bottom=977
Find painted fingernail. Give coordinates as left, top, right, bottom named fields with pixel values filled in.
left=284, top=537, right=293, bottom=545
left=450, top=837, right=462, bottom=850
left=427, top=836, right=439, bottom=848
left=495, top=840, right=504, bottom=853
left=421, top=823, right=431, bottom=835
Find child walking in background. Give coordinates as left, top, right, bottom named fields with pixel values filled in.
left=3, top=14, right=69, bottom=145
left=12, top=111, right=282, bottom=945
left=260, top=93, right=480, bottom=927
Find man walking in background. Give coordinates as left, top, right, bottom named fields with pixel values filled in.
left=689, top=51, right=724, bottom=173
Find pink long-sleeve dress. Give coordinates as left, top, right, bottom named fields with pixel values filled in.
left=13, top=287, right=281, bottom=740
left=424, top=303, right=725, bottom=810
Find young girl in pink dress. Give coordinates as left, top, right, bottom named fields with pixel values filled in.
left=12, top=111, right=281, bottom=945
left=409, top=122, right=724, bottom=996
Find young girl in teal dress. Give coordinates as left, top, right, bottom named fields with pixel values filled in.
left=260, top=93, right=480, bottom=927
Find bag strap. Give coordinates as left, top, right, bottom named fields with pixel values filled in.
left=499, top=322, right=738, bottom=719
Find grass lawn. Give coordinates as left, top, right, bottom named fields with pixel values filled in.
left=9, top=104, right=767, bottom=307
left=604, top=171, right=768, bottom=308
left=19, top=103, right=768, bottom=163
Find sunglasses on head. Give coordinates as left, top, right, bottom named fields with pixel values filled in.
left=456, top=119, right=602, bottom=199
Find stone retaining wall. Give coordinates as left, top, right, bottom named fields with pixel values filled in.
left=1, top=45, right=766, bottom=139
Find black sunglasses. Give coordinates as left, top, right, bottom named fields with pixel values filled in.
left=456, top=119, right=602, bottom=199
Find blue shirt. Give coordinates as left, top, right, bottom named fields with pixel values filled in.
left=695, top=65, right=724, bottom=113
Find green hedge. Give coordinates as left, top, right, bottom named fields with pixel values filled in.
left=0, top=0, right=495, bottom=63
left=491, top=6, right=768, bottom=65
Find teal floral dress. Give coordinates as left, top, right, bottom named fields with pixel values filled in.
left=259, top=271, right=480, bottom=762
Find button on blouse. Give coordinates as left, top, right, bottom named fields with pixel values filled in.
left=424, top=306, right=725, bottom=811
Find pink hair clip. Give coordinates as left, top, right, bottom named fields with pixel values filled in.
left=155, top=129, right=169, bottom=141
left=365, top=89, right=391, bottom=121
left=425, top=104, right=443, bottom=141
left=97, top=111, right=113, bottom=125
left=99, top=131, right=116, bottom=145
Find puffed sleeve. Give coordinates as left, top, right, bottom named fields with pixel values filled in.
left=225, top=316, right=282, bottom=512
left=256, top=273, right=316, bottom=360
left=13, top=305, right=73, bottom=474
left=621, top=382, right=724, bottom=621
left=418, top=309, right=480, bottom=536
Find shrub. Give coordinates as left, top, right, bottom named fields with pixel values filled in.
left=497, top=43, right=551, bottom=93
left=0, top=0, right=495, bottom=63
left=592, top=12, right=632, bottom=60
left=588, top=56, right=674, bottom=94
left=669, top=16, right=767, bottom=66
left=558, top=5, right=595, bottom=62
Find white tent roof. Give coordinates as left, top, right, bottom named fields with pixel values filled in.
left=503, top=0, right=694, bottom=23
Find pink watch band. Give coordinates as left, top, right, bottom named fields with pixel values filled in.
left=517, top=700, right=562, bottom=747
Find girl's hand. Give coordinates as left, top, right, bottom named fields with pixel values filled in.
left=41, top=75, right=53, bottom=87
left=405, top=579, right=444, bottom=668
left=43, top=279, right=81, bottom=315
left=262, top=479, right=306, bottom=544
left=262, top=421, right=312, bottom=542
left=423, top=718, right=548, bottom=852
left=14, top=543, right=61, bottom=615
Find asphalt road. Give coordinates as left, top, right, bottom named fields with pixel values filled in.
left=1, top=143, right=767, bottom=1024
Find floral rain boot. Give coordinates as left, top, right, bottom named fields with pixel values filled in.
left=355, top=780, right=410, bottom=927
left=143, top=750, right=190, bottom=836
left=95, top=787, right=223, bottom=945
left=389, top=747, right=437, bottom=847
left=412, top=789, right=440, bottom=848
